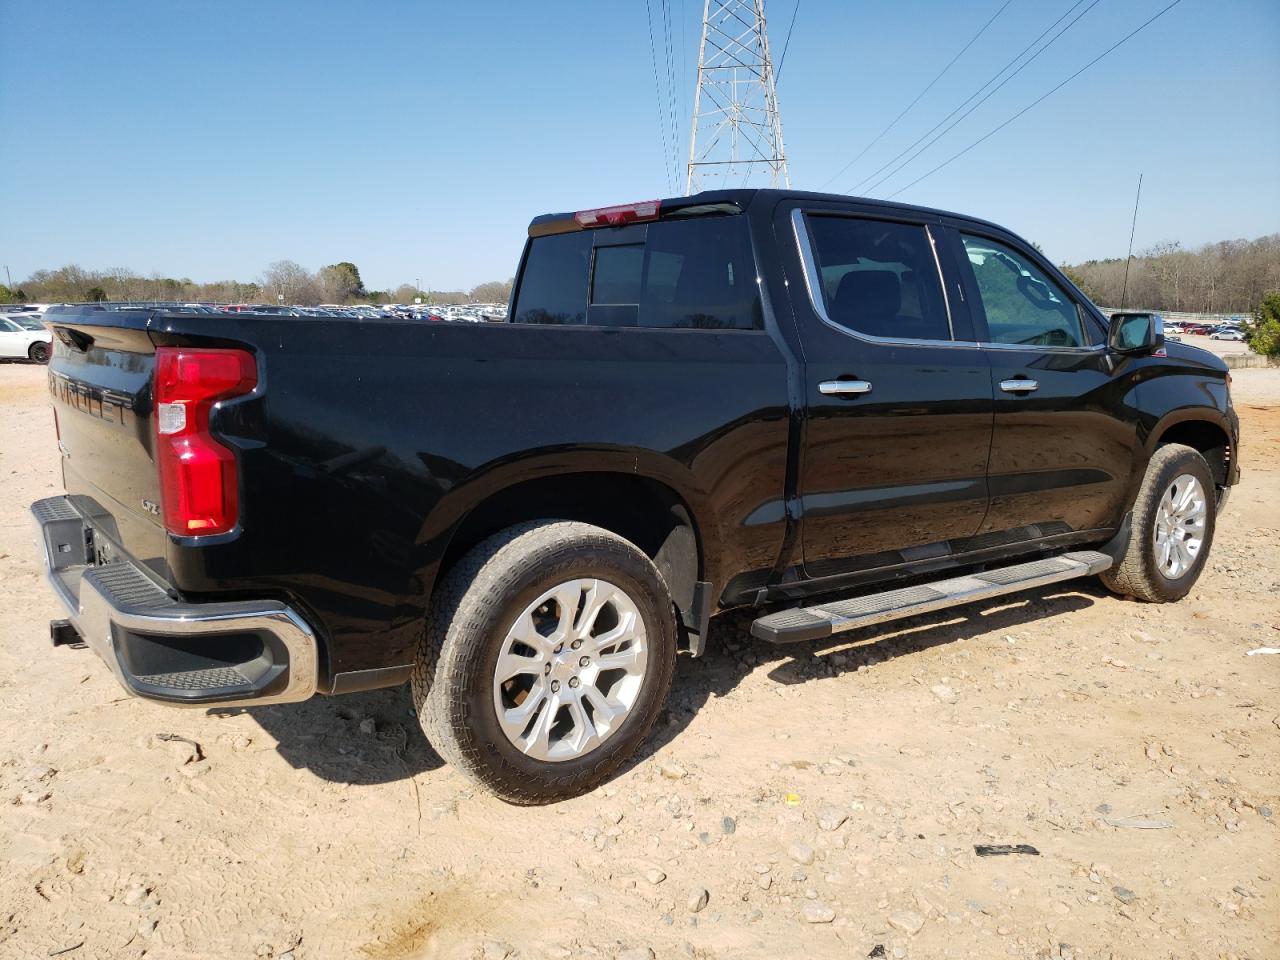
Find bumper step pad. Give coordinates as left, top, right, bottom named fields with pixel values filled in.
left=31, top=495, right=320, bottom=707
left=751, top=551, right=1112, bottom=644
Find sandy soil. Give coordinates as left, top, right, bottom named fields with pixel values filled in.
left=1, top=361, right=1276, bottom=960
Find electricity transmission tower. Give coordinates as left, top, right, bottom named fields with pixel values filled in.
left=686, top=0, right=790, bottom=195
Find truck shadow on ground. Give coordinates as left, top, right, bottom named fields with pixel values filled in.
left=227, top=582, right=1104, bottom=790
left=626, top=581, right=1104, bottom=771
left=217, top=685, right=444, bottom=786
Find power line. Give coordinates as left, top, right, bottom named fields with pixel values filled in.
left=862, top=0, right=1102, bottom=196
left=662, top=0, right=681, bottom=193
left=774, top=0, right=800, bottom=84
left=886, top=0, right=1185, bottom=198
left=645, top=0, right=677, bottom=192
left=845, top=0, right=1093, bottom=196
left=820, top=0, right=1014, bottom=190
left=681, top=0, right=688, bottom=165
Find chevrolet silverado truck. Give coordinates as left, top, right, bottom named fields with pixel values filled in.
left=32, top=190, right=1240, bottom=804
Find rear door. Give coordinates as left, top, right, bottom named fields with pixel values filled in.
left=945, top=225, right=1141, bottom=540
left=781, top=201, right=994, bottom=582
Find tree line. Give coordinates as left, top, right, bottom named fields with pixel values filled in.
left=1060, top=233, right=1279, bottom=314
left=5, top=233, right=1276, bottom=315
left=0, top=260, right=514, bottom=307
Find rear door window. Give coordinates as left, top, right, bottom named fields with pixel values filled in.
left=804, top=215, right=951, bottom=341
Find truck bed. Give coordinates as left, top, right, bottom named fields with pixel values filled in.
left=41, top=305, right=792, bottom=689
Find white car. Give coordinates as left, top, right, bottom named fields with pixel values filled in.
left=1210, top=328, right=1245, bottom=341
left=0, top=313, right=53, bottom=363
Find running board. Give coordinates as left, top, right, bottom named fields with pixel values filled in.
left=751, top=551, right=1112, bottom=644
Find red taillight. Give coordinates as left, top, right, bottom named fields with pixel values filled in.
left=154, top=347, right=257, bottom=537
left=573, top=200, right=661, bottom=228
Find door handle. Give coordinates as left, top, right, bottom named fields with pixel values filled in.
left=819, top=379, right=873, bottom=396
left=999, top=378, right=1039, bottom=394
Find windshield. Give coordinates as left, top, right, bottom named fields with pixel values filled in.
left=10, top=316, right=45, bottom=331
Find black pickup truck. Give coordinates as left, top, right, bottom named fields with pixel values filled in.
left=32, top=190, right=1240, bottom=803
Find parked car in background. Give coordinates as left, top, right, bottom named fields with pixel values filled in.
left=1211, top=328, right=1245, bottom=341
left=0, top=313, right=53, bottom=363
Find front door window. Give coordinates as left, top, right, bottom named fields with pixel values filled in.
left=961, top=234, right=1085, bottom=348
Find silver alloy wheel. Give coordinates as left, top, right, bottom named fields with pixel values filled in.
left=492, top=578, right=648, bottom=762
left=1153, top=473, right=1208, bottom=579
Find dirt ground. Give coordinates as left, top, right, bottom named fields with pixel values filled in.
left=1, top=360, right=1277, bottom=960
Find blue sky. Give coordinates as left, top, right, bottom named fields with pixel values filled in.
left=2, top=0, right=1277, bottom=291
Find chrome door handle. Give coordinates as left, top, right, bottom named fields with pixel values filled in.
left=999, top=378, right=1039, bottom=394
left=819, top=379, right=873, bottom=396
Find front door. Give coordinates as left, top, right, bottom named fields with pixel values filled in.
left=784, top=204, right=995, bottom=582
left=948, top=227, right=1142, bottom=540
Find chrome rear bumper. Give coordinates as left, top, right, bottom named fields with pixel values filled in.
left=31, top=496, right=318, bottom=707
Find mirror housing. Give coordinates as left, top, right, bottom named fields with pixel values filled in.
left=1108, top=312, right=1164, bottom=355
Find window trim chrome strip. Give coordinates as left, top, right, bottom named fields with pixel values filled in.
left=925, top=224, right=955, bottom=340
left=790, top=208, right=1108, bottom=355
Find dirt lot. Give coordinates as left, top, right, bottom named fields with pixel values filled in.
left=1, top=361, right=1277, bottom=960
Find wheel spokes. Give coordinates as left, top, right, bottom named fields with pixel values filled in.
left=596, top=644, right=645, bottom=673
left=580, top=683, right=626, bottom=734
left=499, top=681, right=549, bottom=741
left=589, top=609, right=638, bottom=652
left=492, top=577, right=649, bottom=763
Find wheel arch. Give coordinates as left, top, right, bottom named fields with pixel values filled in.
left=424, top=453, right=722, bottom=640
left=1146, top=408, right=1235, bottom=490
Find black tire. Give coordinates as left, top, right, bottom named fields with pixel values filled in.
left=28, top=341, right=49, bottom=364
left=412, top=520, right=677, bottom=804
left=1100, top=443, right=1216, bottom=602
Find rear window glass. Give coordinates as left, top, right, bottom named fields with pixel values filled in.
left=512, top=231, right=593, bottom=325
left=513, top=216, right=761, bottom=330
left=592, top=245, right=644, bottom=304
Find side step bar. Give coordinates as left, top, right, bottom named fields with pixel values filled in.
left=751, top=551, right=1112, bottom=644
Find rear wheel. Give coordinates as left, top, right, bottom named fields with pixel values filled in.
left=28, top=342, right=49, bottom=364
left=412, top=520, right=677, bottom=804
left=1100, top=443, right=1216, bottom=602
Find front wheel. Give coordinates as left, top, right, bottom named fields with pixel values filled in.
left=412, top=520, right=677, bottom=804
left=1100, top=443, right=1216, bottom=602
left=28, top=341, right=50, bottom=364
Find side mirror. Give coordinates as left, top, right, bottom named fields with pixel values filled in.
left=1108, top=312, right=1164, bottom=355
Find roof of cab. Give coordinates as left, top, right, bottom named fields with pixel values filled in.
left=527, top=188, right=1012, bottom=238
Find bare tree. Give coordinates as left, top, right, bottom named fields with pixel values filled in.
left=258, top=260, right=320, bottom=305
left=1063, top=234, right=1279, bottom=311
left=389, top=283, right=422, bottom=303
left=469, top=279, right=513, bottom=303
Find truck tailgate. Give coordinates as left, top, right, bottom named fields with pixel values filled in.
left=46, top=311, right=168, bottom=580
